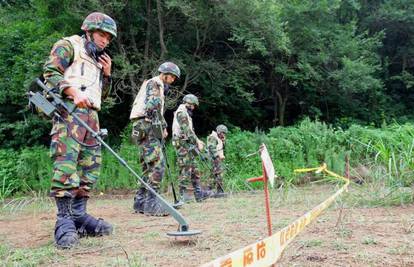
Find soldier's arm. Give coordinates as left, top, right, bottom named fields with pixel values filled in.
left=43, top=39, right=74, bottom=95
left=144, top=80, right=163, bottom=120
left=177, top=111, right=198, bottom=145
left=207, top=135, right=219, bottom=158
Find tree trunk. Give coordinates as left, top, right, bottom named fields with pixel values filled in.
left=270, top=70, right=278, bottom=127
left=156, top=0, right=167, bottom=59
left=142, top=0, right=152, bottom=78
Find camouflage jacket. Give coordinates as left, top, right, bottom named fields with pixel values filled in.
left=173, top=104, right=198, bottom=146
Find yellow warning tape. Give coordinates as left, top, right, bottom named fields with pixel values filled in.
left=200, top=164, right=350, bottom=267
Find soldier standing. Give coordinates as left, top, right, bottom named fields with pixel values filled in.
left=172, top=94, right=213, bottom=204
left=130, top=62, right=180, bottom=216
left=43, top=12, right=117, bottom=249
left=207, top=124, right=228, bottom=197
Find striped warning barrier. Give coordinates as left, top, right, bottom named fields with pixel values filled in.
left=201, top=163, right=350, bottom=267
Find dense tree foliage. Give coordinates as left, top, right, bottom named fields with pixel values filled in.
left=0, top=0, right=412, bottom=148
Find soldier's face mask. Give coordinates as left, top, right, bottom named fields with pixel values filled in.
left=164, top=84, right=170, bottom=95
left=85, top=33, right=105, bottom=62
left=186, top=106, right=193, bottom=117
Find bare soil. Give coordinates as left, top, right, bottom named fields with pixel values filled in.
left=1, top=185, right=413, bottom=266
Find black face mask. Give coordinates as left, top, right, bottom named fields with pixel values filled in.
left=85, top=40, right=104, bottom=62
left=164, top=84, right=170, bottom=96
left=186, top=107, right=193, bottom=117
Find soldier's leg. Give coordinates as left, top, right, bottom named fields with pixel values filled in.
left=50, top=111, right=85, bottom=248
left=191, top=155, right=213, bottom=202
left=212, top=159, right=227, bottom=198
left=73, top=109, right=112, bottom=236
left=176, top=146, right=193, bottom=203
left=142, top=136, right=169, bottom=216
left=133, top=119, right=150, bottom=213
left=54, top=197, right=78, bottom=249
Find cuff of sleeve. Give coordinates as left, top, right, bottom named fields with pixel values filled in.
left=58, top=80, right=71, bottom=95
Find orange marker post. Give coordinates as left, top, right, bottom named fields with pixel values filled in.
left=246, top=144, right=275, bottom=237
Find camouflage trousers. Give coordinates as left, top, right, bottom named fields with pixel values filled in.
left=173, top=141, right=200, bottom=189
left=132, top=119, right=165, bottom=190
left=211, top=157, right=225, bottom=189
left=49, top=107, right=101, bottom=198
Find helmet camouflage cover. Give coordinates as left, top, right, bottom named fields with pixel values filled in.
left=81, top=12, right=117, bottom=38
left=183, top=94, right=199, bottom=106
left=158, top=62, right=181, bottom=78
left=216, top=124, right=228, bottom=134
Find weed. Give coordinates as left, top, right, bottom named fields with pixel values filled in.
left=362, top=237, right=378, bottom=245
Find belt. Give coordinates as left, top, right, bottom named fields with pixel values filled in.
left=131, top=116, right=146, bottom=122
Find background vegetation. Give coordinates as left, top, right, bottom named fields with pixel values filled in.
left=0, top=1, right=413, bottom=203
left=1, top=0, right=414, bottom=148
left=2, top=119, right=414, bottom=207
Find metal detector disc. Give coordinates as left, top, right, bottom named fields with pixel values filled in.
left=167, top=229, right=202, bottom=237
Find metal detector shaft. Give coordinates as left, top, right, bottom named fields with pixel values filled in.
left=161, top=141, right=179, bottom=204
left=35, top=79, right=190, bottom=232
left=192, top=146, right=225, bottom=192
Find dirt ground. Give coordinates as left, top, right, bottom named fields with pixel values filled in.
left=1, top=184, right=414, bottom=266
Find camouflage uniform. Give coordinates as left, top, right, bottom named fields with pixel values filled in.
left=172, top=100, right=212, bottom=202
left=130, top=77, right=167, bottom=191
left=43, top=12, right=116, bottom=249
left=173, top=105, right=201, bottom=189
left=130, top=62, right=180, bottom=216
left=44, top=37, right=111, bottom=198
left=207, top=130, right=226, bottom=194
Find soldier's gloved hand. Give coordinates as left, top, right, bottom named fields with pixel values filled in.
left=163, top=128, right=168, bottom=139
left=197, top=140, right=205, bottom=151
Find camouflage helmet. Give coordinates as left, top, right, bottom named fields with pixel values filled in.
left=216, top=124, right=228, bottom=134
left=183, top=94, right=199, bottom=106
left=158, top=62, right=181, bottom=78
left=81, top=12, right=117, bottom=38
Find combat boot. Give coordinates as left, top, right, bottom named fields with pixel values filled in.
left=213, top=186, right=228, bottom=198
left=193, top=182, right=214, bottom=202
left=172, top=186, right=191, bottom=209
left=143, top=191, right=169, bottom=216
left=54, top=197, right=79, bottom=249
left=133, top=187, right=147, bottom=213
left=71, top=197, right=113, bottom=237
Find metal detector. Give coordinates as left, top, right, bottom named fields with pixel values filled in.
left=30, top=78, right=201, bottom=237
left=191, top=146, right=226, bottom=193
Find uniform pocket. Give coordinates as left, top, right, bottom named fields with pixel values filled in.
left=49, top=122, right=67, bottom=158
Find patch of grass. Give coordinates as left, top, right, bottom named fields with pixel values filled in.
left=362, top=237, right=378, bottom=245
left=0, top=195, right=52, bottom=215
left=0, top=243, right=58, bottom=266
left=355, top=250, right=376, bottom=264
left=105, top=252, right=148, bottom=267
left=387, top=244, right=411, bottom=255
left=301, top=239, right=323, bottom=248
left=143, top=231, right=161, bottom=241
left=332, top=240, right=349, bottom=251
left=335, top=227, right=353, bottom=238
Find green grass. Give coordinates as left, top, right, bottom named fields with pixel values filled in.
left=0, top=243, right=58, bottom=266
left=1, top=119, right=414, bottom=208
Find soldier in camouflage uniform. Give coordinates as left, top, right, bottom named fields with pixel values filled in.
left=43, top=12, right=117, bottom=249
left=207, top=124, right=228, bottom=198
left=172, top=94, right=213, bottom=204
left=130, top=62, right=180, bottom=216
